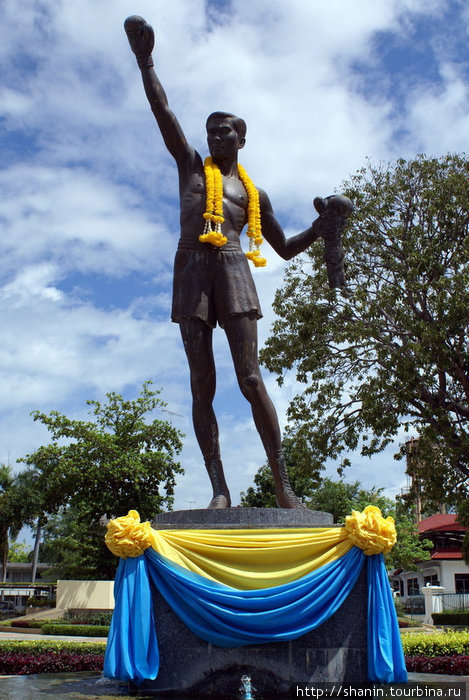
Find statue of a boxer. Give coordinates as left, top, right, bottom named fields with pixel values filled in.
left=124, top=16, right=352, bottom=508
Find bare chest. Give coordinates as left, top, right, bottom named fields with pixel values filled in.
left=181, top=172, right=248, bottom=230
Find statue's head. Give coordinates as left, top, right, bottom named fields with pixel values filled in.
left=206, top=112, right=246, bottom=162
left=206, top=112, right=247, bottom=138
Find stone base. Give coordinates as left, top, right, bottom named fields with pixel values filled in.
left=153, top=506, right=335, bottom=529
left=138, top=508, right=367, bottom=697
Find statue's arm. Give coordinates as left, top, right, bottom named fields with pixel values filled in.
left=258, top=189, right=322, bottom=261
left=124, top=16, right=193, bottom=165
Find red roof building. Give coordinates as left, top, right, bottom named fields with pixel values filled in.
left=391, top=513, right=469, bottom=604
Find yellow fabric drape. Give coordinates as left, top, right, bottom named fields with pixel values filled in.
left=105, top=506, right=396, bottom=590
left=151, top=527, right=352, bottom=589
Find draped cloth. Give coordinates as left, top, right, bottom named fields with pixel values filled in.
left=103, top=507, right=407, bottom=685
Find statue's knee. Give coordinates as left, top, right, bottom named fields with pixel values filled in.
left=240, top=373, right=261, bottom=398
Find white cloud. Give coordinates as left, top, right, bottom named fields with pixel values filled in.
left=405, top=63, right=469, bottom=154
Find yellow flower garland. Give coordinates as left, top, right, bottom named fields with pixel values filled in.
left=199, top=157, right=227, bottom=248
left=343, top=505, right=397, bottom=556
left=105, top=505, right=397, bottom=561
left=199, top=157, right=266, bottom=267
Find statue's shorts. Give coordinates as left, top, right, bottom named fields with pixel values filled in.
left=171, top=245, right=262, bottom=329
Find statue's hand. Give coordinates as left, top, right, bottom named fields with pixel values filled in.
left=313, top=195, right=353, bottom=289
left=313, top=195, right=353, bottom=241
left=124, top=15, right=155, bottom=68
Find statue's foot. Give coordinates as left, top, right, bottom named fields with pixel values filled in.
left=276, top=488, right=308, bottom=510
left=207, top=494, right=231, bottom=509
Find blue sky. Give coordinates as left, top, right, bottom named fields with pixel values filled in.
left=1, top=0, right=468, bottom=517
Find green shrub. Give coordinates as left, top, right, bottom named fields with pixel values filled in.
left=40, top=623, right=109, bottom=637
left=10, top=620, right=44, bottom=628
left=0, top=640, right=106, bottom=654
left=63, top=610, right=113, bottom=626
left=432, top=612, right=469, bottom=626
left=397, top=616, right=421, bottom=628
left=402, top=631, right=469, bottom=657
left=0, top=639, right=105, bottom=674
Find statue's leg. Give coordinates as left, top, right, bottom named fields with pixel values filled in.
left=179, top=319, right=231, bottom=509
left=223, top=314, right=306, bottom=509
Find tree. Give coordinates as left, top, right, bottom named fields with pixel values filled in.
left=0, top=465, right=20, bottom=582
left=240, top=438, right=320, bottom=507
left=307, top=478, right=391, bottom=523
left=20, top=381, right=184, bottom=520
left=19, top=382, right=184, bottom=578
left=7, top=541, right=32, bottom=563
left=39, top=505, right=118, bottom=580
left=261, top=154, right=469, bottom=506
left=0, top=466, right=46, bottom=582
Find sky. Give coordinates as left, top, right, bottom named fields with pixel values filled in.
left=1, top=0, right=468, bottom=521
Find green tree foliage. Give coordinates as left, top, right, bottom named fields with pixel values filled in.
left=241, top=470, right=431, bottom=570
left=20, top=381, right=184, bottom=521
left=39, top=505, right=118, bottom=580
left=240, top=438, right=320, bottom=507
left=307, top=478, right=391, bottom=523
left=7, top=541, right=32, bottom=563
left=0, top=466, right=20, bottom=581
left=18, top=382, right=184, bottom=579
left=261, top=154, right=469, bottom=505
left=0, top=466, right=45, bottom=581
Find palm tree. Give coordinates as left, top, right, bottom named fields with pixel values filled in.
left=0, top=465, right=21, bottom=583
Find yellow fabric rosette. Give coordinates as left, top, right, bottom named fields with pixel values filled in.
left=344, top=505, right=396, bottom=555
left=105, top=510, right=156, bottom=559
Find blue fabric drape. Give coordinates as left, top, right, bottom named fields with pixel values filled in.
left=145, top=545, right=364, bottom=646
left=104, top=545, right=407, bottom=685
left=104, top=555, right=159, bottom=684
left=367, top=554, right=407, bottom=682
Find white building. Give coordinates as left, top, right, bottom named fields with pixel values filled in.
left=391, top=514, right=469, bottom=609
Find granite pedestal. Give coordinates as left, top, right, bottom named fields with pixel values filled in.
left=136, top=508, right=367, bottom=697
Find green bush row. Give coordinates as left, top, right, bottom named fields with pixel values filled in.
left=41, top=624, right=109, bottom=637
left=402, top=631, right=469, bottom=657
left=64, top=610, right=113, bottom=626
left=0, top=639, right=106, bottom=654
left=432, top=612, right=469, bottom=625
left=10, top=620, right=44, bottom=628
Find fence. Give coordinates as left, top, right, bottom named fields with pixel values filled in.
left=436, top=592, right=469, bottom=612
left=404, top=595, right=425, bottom=615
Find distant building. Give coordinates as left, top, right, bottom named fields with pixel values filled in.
left=4, top=561, right=53, bottom=583
left=0, top=562, right=55, bottom=614
left=391, top=513, right=469, bottom=604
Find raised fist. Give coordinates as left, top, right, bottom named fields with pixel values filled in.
left=124, top=15, right=155, bottom=67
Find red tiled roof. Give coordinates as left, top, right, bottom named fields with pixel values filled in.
left=431, top=551, right=463, bottom=560
left=418, top=514, right=466, bottom=534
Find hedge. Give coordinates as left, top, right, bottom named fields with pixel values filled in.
left=432, top=612, right=469, bottom=626
left=41, top=623, right=109, bottom=637
left=10, top=620, right=44, bottom=628
left=0, top=640, right=106, bottom=675
left=401, top=631, right=469, bottom=657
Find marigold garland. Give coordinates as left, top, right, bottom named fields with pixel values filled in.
left=104, top=510, right=155, bottom=559
left=199, top=157, right=266, bottom=267
left=344, top=505, right=397, bottom=556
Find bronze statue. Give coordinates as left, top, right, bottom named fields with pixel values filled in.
left=124, top=16, right=352, bottom=509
